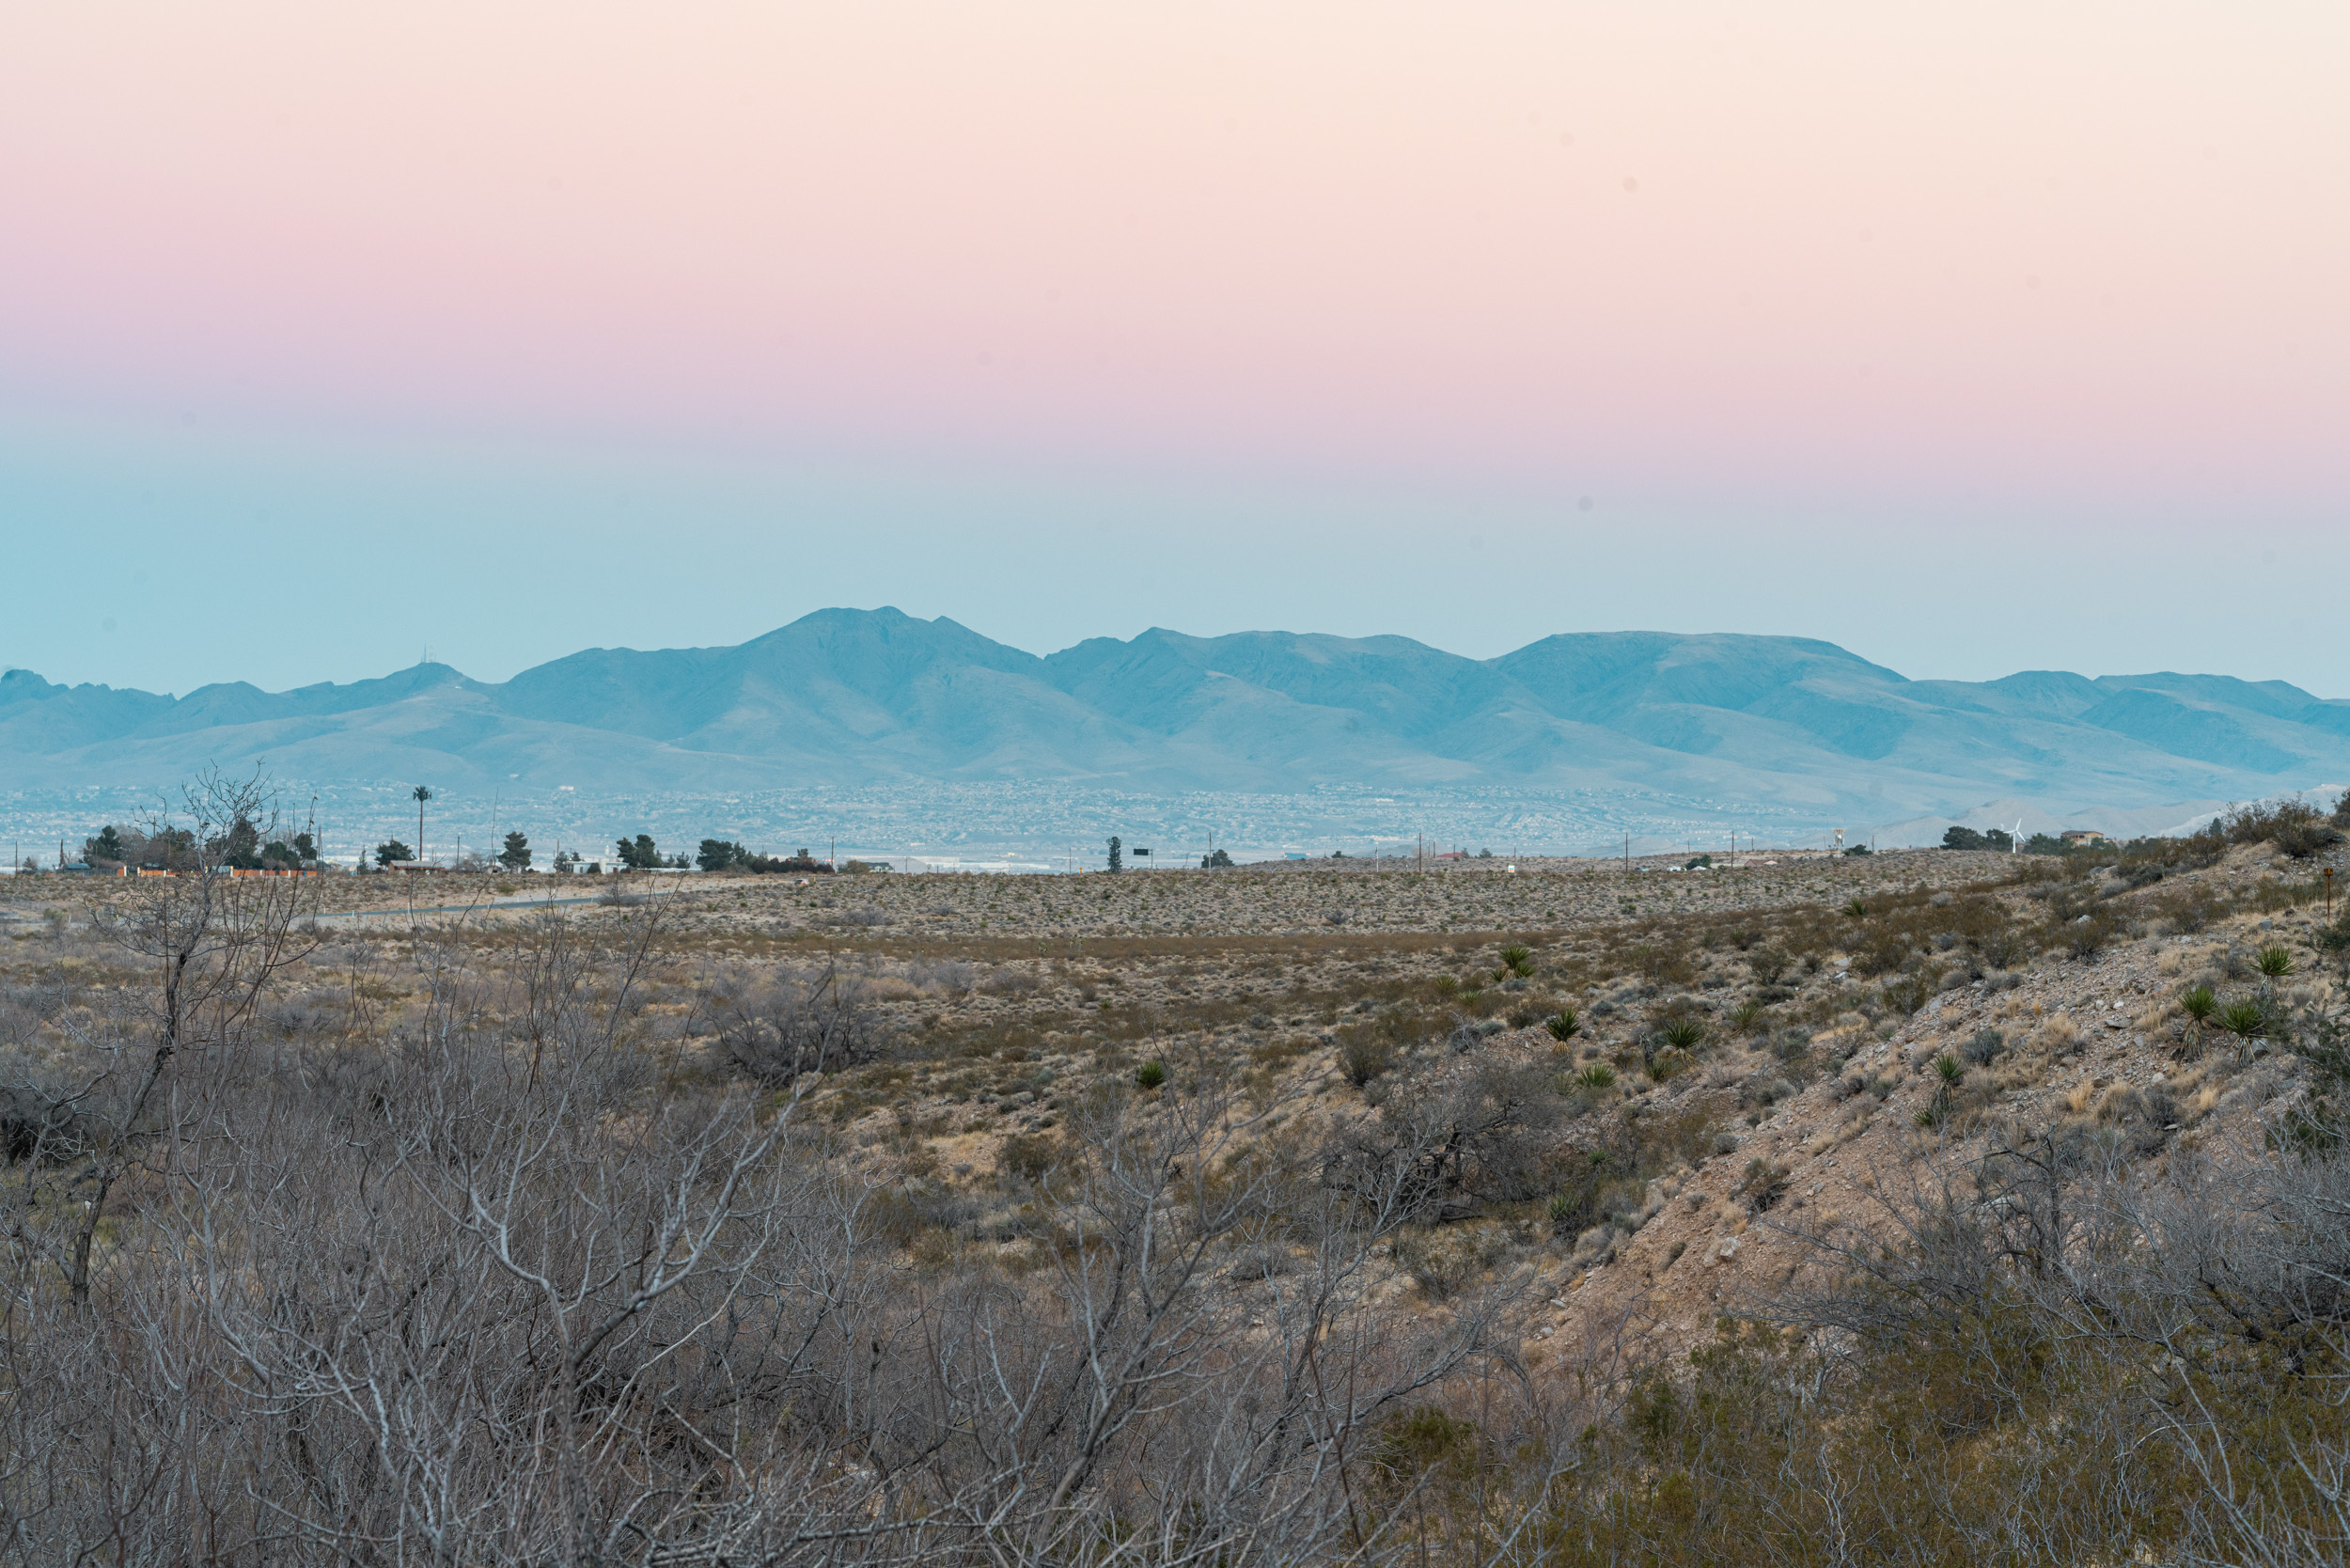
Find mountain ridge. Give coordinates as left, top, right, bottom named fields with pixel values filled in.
left=8, top=608, right=2349, bottom=829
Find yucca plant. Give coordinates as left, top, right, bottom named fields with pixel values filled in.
left=2181, top=984, right=2217, bottom=1025
left=2255, top=945, right=2295, bottom=978
left=1544, top=1009, right=1581, bottom=1042
left=2217, top=999, right=2268, bottom=1040
left=1574, top=1062, right=1618, bottom=1090
left=1661, top=1017, right=1706, bottom=1051
left=1730, top=1000, right=1764, bottom=1033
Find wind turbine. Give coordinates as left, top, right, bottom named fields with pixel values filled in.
left=2010, top=818, right=2025, bottom=853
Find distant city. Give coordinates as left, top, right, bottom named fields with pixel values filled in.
left=2, top=779, right=1860, bottom=874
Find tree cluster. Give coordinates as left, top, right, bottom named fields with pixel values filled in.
left=696, top=840, right=835, bottom=874
left=83, top=819, right=316, bottom=872
left=612, top=833, right=687, bottom=870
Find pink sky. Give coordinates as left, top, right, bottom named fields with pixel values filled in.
left=6, top=2, right=2345, bottom=510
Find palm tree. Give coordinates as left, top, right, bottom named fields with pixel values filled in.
left=413, top=785, right=433, bottom=865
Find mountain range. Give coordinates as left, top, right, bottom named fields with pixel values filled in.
left=7, top=608, right=2348, bottom=836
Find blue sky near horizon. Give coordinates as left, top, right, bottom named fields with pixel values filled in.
left=1, top=412, right=2337, bottom=701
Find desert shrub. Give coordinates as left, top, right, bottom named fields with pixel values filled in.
left=1850, top=927, right=1913, bottom=978
left=1626, top=942, right=1697, bottom=986
left=716, top=965, right=888, bottom=1080
left=1327, top=1058, right=1568, bottom=1220
left=1733, top=1157, right=1788, bottom=1211
left=1961, top=1027, right=2004, bottom=1067
left=1544, top=1135, right=2350, bottom=1568
left=2060, top=913, right=2120, bottom=961
left=1544, top=1150, right=1637, bottom=1239
left=2276, top=819, right=2343, bottom=858
left=997, top=1131, right=1064, bottom=1182
left=2150, top=886, right=2226, bottom=933
left=871, top=1184, right=986, bottom=1244
left=2218, top=796, right=2340, bottom=857
left=1877, top=971, right=1938, bottom=1014
left=1340, top=1035, right=1395, bottom=1088
left=1449, top=1018, right=1507, bottom=1052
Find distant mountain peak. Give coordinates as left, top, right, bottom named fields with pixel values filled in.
left=3, top=608, right=2342, bottom=826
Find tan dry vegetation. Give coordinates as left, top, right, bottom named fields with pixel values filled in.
left=4, top=808, right=2350, bottom=1563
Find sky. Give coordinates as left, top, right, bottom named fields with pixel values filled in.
left=3, top=2, right=2345, bottom=697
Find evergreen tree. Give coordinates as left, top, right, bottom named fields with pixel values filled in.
left=374, top=839, right=415, bottom=867
left=1106, top=835, right=1122, bottom=872
left=499, top=831, right=532, bottom=870
left=213, top=814, right=263, bottom=870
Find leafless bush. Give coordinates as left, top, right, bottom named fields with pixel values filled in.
left=900, top=958, right=974, bottom=995
left=1326, top=1058, right=1565, bottom=1221
left=715, top=964, right=892, bottom=1081
left=978, top=966, right=1039, bottom=997
left=0, top=780, right=1589, bottom=1563
left=0, top=929, right=1553, bottom=1566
